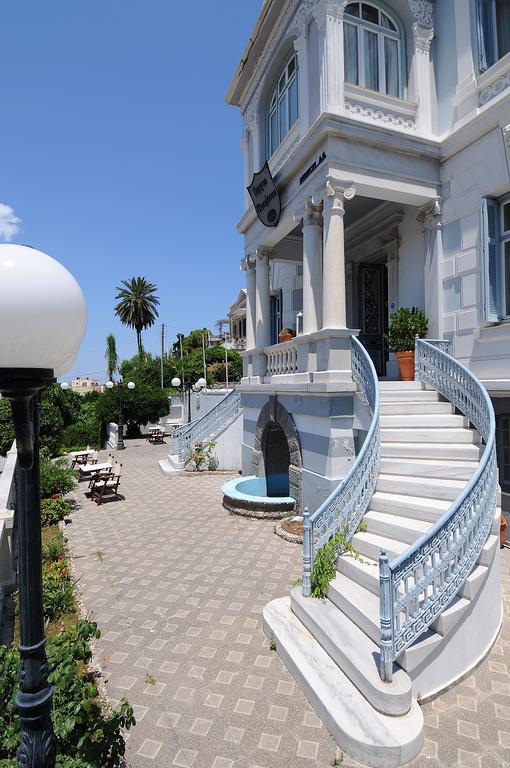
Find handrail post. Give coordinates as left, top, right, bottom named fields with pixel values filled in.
left=379, top=551, right=393, bottom=682
left=414, top=335, right=420, bottom=381
left=303, top=507, right=312, bottom=597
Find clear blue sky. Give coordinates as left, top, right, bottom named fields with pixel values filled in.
left=0, top=1, right=261, bottom=381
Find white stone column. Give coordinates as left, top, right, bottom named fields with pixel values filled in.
left=319, top=179, right=356, bottom=329
left=417, top=197, right=442, bottom=339
left=312, top=0, right=346, bottom=115
left=241, top=255, right=256, bottom=350
left=383, top=241, right=400, bottom=379
left=293, top=31, right=309, bottom=135
left=413, top=23, right=435, bottom=135
left=255, top=248, right=272, bottom=349
left=452, top=0, right=478, bottom=119
left=299, top=201, right=323, bottom=334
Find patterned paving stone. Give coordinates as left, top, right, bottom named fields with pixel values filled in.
left=66, top=439, right=510, bottom=768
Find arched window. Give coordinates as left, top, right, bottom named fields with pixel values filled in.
left=267, top=52, right=299, bottom=158
left=343, top=2, right=403, bottom=97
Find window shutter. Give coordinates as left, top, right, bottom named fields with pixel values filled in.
left=482, top=197, right=499, bottom=322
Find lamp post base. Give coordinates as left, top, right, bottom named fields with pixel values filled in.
left=117, top=423, right=125, bottom=450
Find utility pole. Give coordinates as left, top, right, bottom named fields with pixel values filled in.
left=225, top=345, right=229, bottom=391
left=202, top=332, right=207, bottom=414
left=160, top=323, right=165, bottom=389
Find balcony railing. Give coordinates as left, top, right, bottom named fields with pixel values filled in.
left=265, top=340, right=298, bottom=376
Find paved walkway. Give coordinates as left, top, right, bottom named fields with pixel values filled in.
left=66, top=440, right=510, bottom=768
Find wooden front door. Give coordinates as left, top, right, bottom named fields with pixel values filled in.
left=358, top=263, right=388, bottom=376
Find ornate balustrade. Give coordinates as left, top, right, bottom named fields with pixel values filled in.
left=378, top=339, right=498, bottom=682
left=176, top=389, right=241, bottom=461
left=264, top=341, right=298, bottom=376
left=302, top=336, right=380, bottom=596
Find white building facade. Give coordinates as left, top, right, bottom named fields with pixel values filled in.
left=227, top=0, right=510, bottom=513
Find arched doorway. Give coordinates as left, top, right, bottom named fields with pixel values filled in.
left=262, top=422, right=291, bottom=497
left=253, top=396, right=303, bottom=510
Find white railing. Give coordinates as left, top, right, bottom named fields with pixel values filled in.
left=176, top=389, right=241, bottom=461
left=265, top=341, right=299, bottom=376
left=302, top=337, right=380, bottom=596
left=0, top=442, right=17, bottom=593
left=378, top=339, right=498, bottom=681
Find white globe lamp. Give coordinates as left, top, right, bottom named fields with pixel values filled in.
left=127, top=381, right=135, bottom=390
left=106, top=381, right=114, bottom=389
left=171, top=377, right=181, bottom=388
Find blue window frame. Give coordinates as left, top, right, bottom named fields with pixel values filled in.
left=482, top=194, right=510, bottom=322
left=267, top=53, right=299, bottom=158
left=343, top=1, right=403, bottom=98
left=478, top=0, right=510, bottom=71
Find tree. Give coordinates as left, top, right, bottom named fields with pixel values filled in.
left=114, top=277, right=160, bottom=356
left=0, top=399, right=15, bottom=456
left=171, top=329, right=209, bottom=356
left=119, top=352, right=178, bottom=389
left=105, top=333, right=118, bottom=380
left=95, top=382, right=169, bottom=438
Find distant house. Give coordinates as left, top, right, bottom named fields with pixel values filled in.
left=71, top=377, right=104, bottom=395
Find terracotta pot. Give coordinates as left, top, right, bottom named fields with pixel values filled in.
left=396, top=350, right=415, bottom=381
left=279, top=332, right=294, bottom=343
left=500, top=513, right=507, bottom=548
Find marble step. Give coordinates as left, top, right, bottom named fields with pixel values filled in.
left=380, top=427, right=479, bottom=444
left=327, top=572, right=443, bottom=670
left=376, top=474, right=466, bottom=501
left=351, top=531, right=409, bottom=563
left=363, top=511, right=431, bottom=545
left=379, top=381, right=425, bottom=390
left=290, top=588, right=412, bottom=717
left=263, top=597, right=424, bottom=768
left=370, top=492, right=450, bottom=522
left=379, top=457, right=478, bottom=481
left=381, top=442, right=483, bottom=461
left=380, top=414, right=468, bottom=429
left=380, top=401, right=454, bottom=415
left=379, top=390, right=439, bottom=403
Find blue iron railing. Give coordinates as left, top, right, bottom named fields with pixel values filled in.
left=379, top=339, right=498, bottom=681
left=175, top=389, right=241, bottom=461
left=302, top=336, right=380, bottom=596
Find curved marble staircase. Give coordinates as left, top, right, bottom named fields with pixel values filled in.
left=264, top=341, right=501, bottom=768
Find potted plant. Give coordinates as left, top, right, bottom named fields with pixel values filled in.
left=385, top=307, right=429, bottom=381
left=279, top=328, right=295, bottom=343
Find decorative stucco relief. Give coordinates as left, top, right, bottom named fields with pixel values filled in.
left=344, top=101, right=416, bottom=132
left=408, top=0, right=434, bottom=28
left=479, top=70, right=510, bottom=106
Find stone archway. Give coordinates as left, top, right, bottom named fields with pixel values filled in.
left=253, top=396, right=303, bottom=511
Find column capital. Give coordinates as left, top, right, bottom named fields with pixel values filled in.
left=417, top=196, right=441, bottom=230
left=413, top=22, right=434, bottom=52
left=312, top=0, right=349, bottom=28
left=408, top=0, right=435, bottom=29
left=256, top=247, right=272, bottom=265
left=240, top=255, right=256, bottom=272
left=294, top=198, right=322, bottom=227
left=313, top=178, right=356, bottom=213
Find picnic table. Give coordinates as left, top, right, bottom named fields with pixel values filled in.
left=69, top=449, right=95, bottom=458
left=147, top=427, right=165, bottom=444
left=69, top=448, right=96, bottom=468
left=78, top=462, right=113, bottom=483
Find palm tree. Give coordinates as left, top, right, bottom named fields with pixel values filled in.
left=114, top=277, right=160, bottom=356
left=105, top=333, right=118, bottom=380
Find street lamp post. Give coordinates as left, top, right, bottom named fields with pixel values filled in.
left=105, top=379, right=135, bottom=449
left=171, top=377, right=206, bottom=423
left=0, top=244, right=87, bottom=768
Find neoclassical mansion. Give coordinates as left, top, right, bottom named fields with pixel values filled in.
left=227, top=0, right=510, bottom=513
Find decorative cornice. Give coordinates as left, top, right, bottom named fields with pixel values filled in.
left=243, top=0, right=319, bottom=129
left=416, top=196, right=441, bottom=228
left=345, top=101, right=416, bottom=132
left=408, top=0, right=434, bottom=28
left=479, top=69, right=510, bottom=106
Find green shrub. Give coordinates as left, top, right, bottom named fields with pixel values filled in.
left=0, top=620, right=135, bottom=767
left=39, top=449, right=77, bottom=498
left=42, top=532, right=67, bottom=562
left=385, top=307, right=429, bottom=353
left=311, top=528, right=360, bottom=598
left=185, top=440, right=216, bottom=471
left=42, top=557, right=75, bottom=622
left=40, top=498, right=70, bottom=528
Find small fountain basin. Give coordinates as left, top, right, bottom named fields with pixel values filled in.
left=222, top=475, right=295, bottom=519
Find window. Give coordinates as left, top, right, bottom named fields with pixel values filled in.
left=482, top=195, right=510, bottom=321
left=496, top=413, right=510, bottom=493
left=267, top=53, right=298, bottom=158
left=478, top=0, right=510, bottom=70
left=344, top=2, right=403, bottom=97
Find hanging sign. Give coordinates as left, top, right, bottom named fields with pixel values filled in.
left=247, top=162, right=281, bottom=227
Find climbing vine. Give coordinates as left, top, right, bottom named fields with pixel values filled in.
left=311, top=522, right=366, bottom=598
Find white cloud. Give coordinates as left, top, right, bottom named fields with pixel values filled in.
left=0, top=203, right=21, bottom=241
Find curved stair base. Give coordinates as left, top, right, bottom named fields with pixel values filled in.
left=263, top=598, right=424, bottom=768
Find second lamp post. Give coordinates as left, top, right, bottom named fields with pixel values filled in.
left=106, top=379, right=135, bottom=449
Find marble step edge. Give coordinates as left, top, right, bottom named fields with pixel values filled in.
left=290, top=588, right=412, bottom=717
left=263, top=597, right=424, bottom=768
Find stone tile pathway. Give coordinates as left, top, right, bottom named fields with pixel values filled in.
left=66, top=439, right=510, bottom=768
